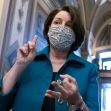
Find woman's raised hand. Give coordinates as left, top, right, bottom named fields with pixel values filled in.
left=15, top=35, right=38, bottom=67
left=2, top=35, right=38, bottom=95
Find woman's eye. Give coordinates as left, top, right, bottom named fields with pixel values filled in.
left=53, top=21, right=61, bottom=24
left=66, top=22, right=72, bottom=27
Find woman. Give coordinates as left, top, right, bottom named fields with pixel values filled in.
left=0, top=6, right=99, bottom=111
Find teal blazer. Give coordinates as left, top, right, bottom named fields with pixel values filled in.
left=0, top=47, right=99, bottom=111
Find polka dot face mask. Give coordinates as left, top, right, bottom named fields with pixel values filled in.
left=48, top=25, right=75, bottom=51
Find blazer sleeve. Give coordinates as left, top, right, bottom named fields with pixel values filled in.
left=85, top=64, right=100, bottom=111
left=0, top=73, right=18, bottom=111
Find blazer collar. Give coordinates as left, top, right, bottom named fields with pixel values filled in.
left=35, top=47, right=85, bottom=64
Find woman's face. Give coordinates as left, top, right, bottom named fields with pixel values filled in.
left=51, top=11, right=72, bottom=28
left=48, top=11, right=75, bottom=51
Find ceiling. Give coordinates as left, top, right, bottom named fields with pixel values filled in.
left=63, top=0, right=111, bottom=55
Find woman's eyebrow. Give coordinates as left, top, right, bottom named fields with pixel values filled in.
left=54, top=18, right=71, bottom=22
left=67, top=20, right=71, bottom=23
left=53, top=18, right=61, bottom=20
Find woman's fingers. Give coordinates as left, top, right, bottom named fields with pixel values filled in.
left=45, top=75, right=79, bottom=105
left=28, top=35, right=38, bottom=50
left=63, top=77, right=72, bottom=89
left=51, top=81, right=68, bottom=99
left=32, top=35, right=38, bottom=43
left=60, top=74, right=78, bottom=92
left=45, top=92, right=55, bottom=98
left=19, top=35, right=38, bottom=55
left=18, top=35, right=38, bottom=58
left=60, top=74, right=76, bottom=84
left=19, top=43, right=29, bottom=56
left=45, top=90, right=62, bottom=98
left=60, top=74, right=72, bottom=80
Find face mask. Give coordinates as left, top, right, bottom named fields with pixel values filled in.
left=48, top=25, right=75, bottom=51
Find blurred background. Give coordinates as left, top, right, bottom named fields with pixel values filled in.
left=0, top=0, right=111, bottom=111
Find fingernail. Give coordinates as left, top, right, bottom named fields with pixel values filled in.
left=34, top=35, right=38, bottom=38
left=30, top=46, right=33, bottom=49
left=60, top=74, right=63, bottom=76
left=45, top=93, right=48, bottom=96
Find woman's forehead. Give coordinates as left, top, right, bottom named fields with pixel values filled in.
left=53, top=11, right=71, bottom=21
